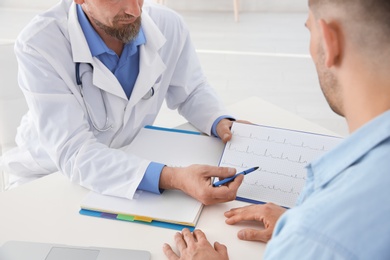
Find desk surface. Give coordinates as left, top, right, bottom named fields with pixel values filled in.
left=0, top=97, right=340, bottom=259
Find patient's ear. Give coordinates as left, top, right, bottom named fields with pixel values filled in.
left=319, top=19, right=342, bottom=68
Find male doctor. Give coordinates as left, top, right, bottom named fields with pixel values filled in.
left=1, top=0, right=244, bottom=205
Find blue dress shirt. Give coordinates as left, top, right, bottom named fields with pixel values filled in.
left=77, top=4, right=145, bottom=99
left=265, top=110, right=390, bottom=259
left=77, top=5, right=232, bottom=194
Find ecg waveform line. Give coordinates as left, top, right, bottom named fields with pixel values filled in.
left=221, top=161, right=306, bottom=180
left=227, top=144, right=308, bottom=164
left=220, top=161, right=250, bottom=168
left=232, top=131, right=328, bottom=151
left=244, top=181, right=301, bottom=196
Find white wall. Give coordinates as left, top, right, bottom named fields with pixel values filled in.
left=0, top=0, right=60, bottom=10
left=166, top=0, right=307, bottom=12
left=0, top=0, right=307, bottom=12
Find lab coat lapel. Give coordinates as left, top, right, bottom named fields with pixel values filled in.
left=91, top=59, right=128, bottom=99
left=127, top=12, right=167, bottom=109
left=68, top=2, right=127, bottom=100
left=68, top=2, right=91, bottom=64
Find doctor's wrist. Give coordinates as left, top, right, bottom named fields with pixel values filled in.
left=159, top=166, right=180, bottom=190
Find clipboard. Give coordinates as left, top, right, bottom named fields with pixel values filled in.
left=80, top=125, right=224, bottom=230
left=216, top=122, right=343, bottom=208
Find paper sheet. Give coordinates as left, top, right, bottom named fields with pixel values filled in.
left=218, top=123, right=343, bottom=208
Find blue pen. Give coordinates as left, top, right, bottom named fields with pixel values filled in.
left=213, top=166, right=259, bottom=187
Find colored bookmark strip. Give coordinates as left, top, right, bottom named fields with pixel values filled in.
left=117, top=214, right=135, bottom=221
left=79, top=209, right=195, bottom=231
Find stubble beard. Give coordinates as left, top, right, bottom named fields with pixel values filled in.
left=316, top=45, right=344, bottom=117
left=92, top=14, right=142, bottom=44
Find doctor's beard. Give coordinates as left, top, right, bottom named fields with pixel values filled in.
left=92, top=14, right=142, bottom=44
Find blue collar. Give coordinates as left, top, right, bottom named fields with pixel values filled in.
left=307, top=109, right=390, bottom=190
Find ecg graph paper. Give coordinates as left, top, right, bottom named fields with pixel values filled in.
left=218, top=123, right=343, bottom=208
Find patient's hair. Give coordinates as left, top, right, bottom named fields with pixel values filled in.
left=310, top=0, right=390, bottom=56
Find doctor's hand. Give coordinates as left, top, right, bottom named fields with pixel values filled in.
left=159, top=165, right=243, bottom=205
left=224, top=203, right=287, bottom=243
left=216, top=119, right=253, bottom=143
left=163, top=228, right=229, bottom=260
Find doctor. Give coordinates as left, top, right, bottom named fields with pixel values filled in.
left=1, top=0, right=244, bottom=204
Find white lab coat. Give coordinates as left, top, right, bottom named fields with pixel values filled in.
left=2, top=0, right=230, bottom=199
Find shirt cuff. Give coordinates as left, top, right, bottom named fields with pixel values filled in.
left=211, top=115, right=236, bottom=137
left=137, top=162, right=165, bottom=194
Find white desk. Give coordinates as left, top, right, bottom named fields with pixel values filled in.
left=0, top=97, right=340, bottom=259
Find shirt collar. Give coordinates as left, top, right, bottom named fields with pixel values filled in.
left=128, top=26, right=146, bottom=56
left=307, top=109, right=390, bottom=190
left=76, top=4, right=146, bottom=57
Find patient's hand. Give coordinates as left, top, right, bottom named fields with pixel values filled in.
left=163, top=229, right=229, bottom=260
left=224, top=203, right=287, bottom=242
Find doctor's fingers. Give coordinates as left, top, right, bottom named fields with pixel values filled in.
left=217, top=119, right=254, bottom=143
left=168, top=229, right=197, bottom=254
left=236, top=119, right=253, bottom=124
left=185, top=229, right=228, bottom=256
left=216, top=119, right=234, bottom=143
left=162, top=243, right=180, bottom=260
left=174, top=230, right=189, bottom=252
left=182, top=228, right=200, bottom=248
left=204, top=175, right=243, bottom=204
left=178, top=229, right=212, bottom=248
left=205, top=166, right=236, bottom=179
left=187, top=164, right=236, bottom=179
left=192, top=229, right=208, bottom=243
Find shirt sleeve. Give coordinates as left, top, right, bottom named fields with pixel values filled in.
left=264, top=230, right=355, bottom=259
left=211, top=116, right=236, bottom=137
left=137, top=162, right=165, bottom=194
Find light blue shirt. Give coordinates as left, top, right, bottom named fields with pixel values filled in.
left=265, top=110, right=390, bottom=259
left=77, top=5, right=231, bottom=194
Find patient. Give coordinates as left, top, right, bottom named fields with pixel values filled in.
left=163, top=0, right=390, bottom=259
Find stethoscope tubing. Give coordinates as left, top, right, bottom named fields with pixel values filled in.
left=75, top=62, right=113, bottom=132
left=75, top=62, right=155, bottom=132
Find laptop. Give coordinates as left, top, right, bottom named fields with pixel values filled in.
left=0, top=241, right=151, bottom=260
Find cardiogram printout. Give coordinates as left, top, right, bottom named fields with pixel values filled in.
left=218, top=122, right=343, bottom=208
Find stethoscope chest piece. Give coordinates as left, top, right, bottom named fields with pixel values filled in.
left=142, top=87, right=155, bottom=100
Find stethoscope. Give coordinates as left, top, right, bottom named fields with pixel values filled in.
left=75, top=62, right=155, bottom=132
